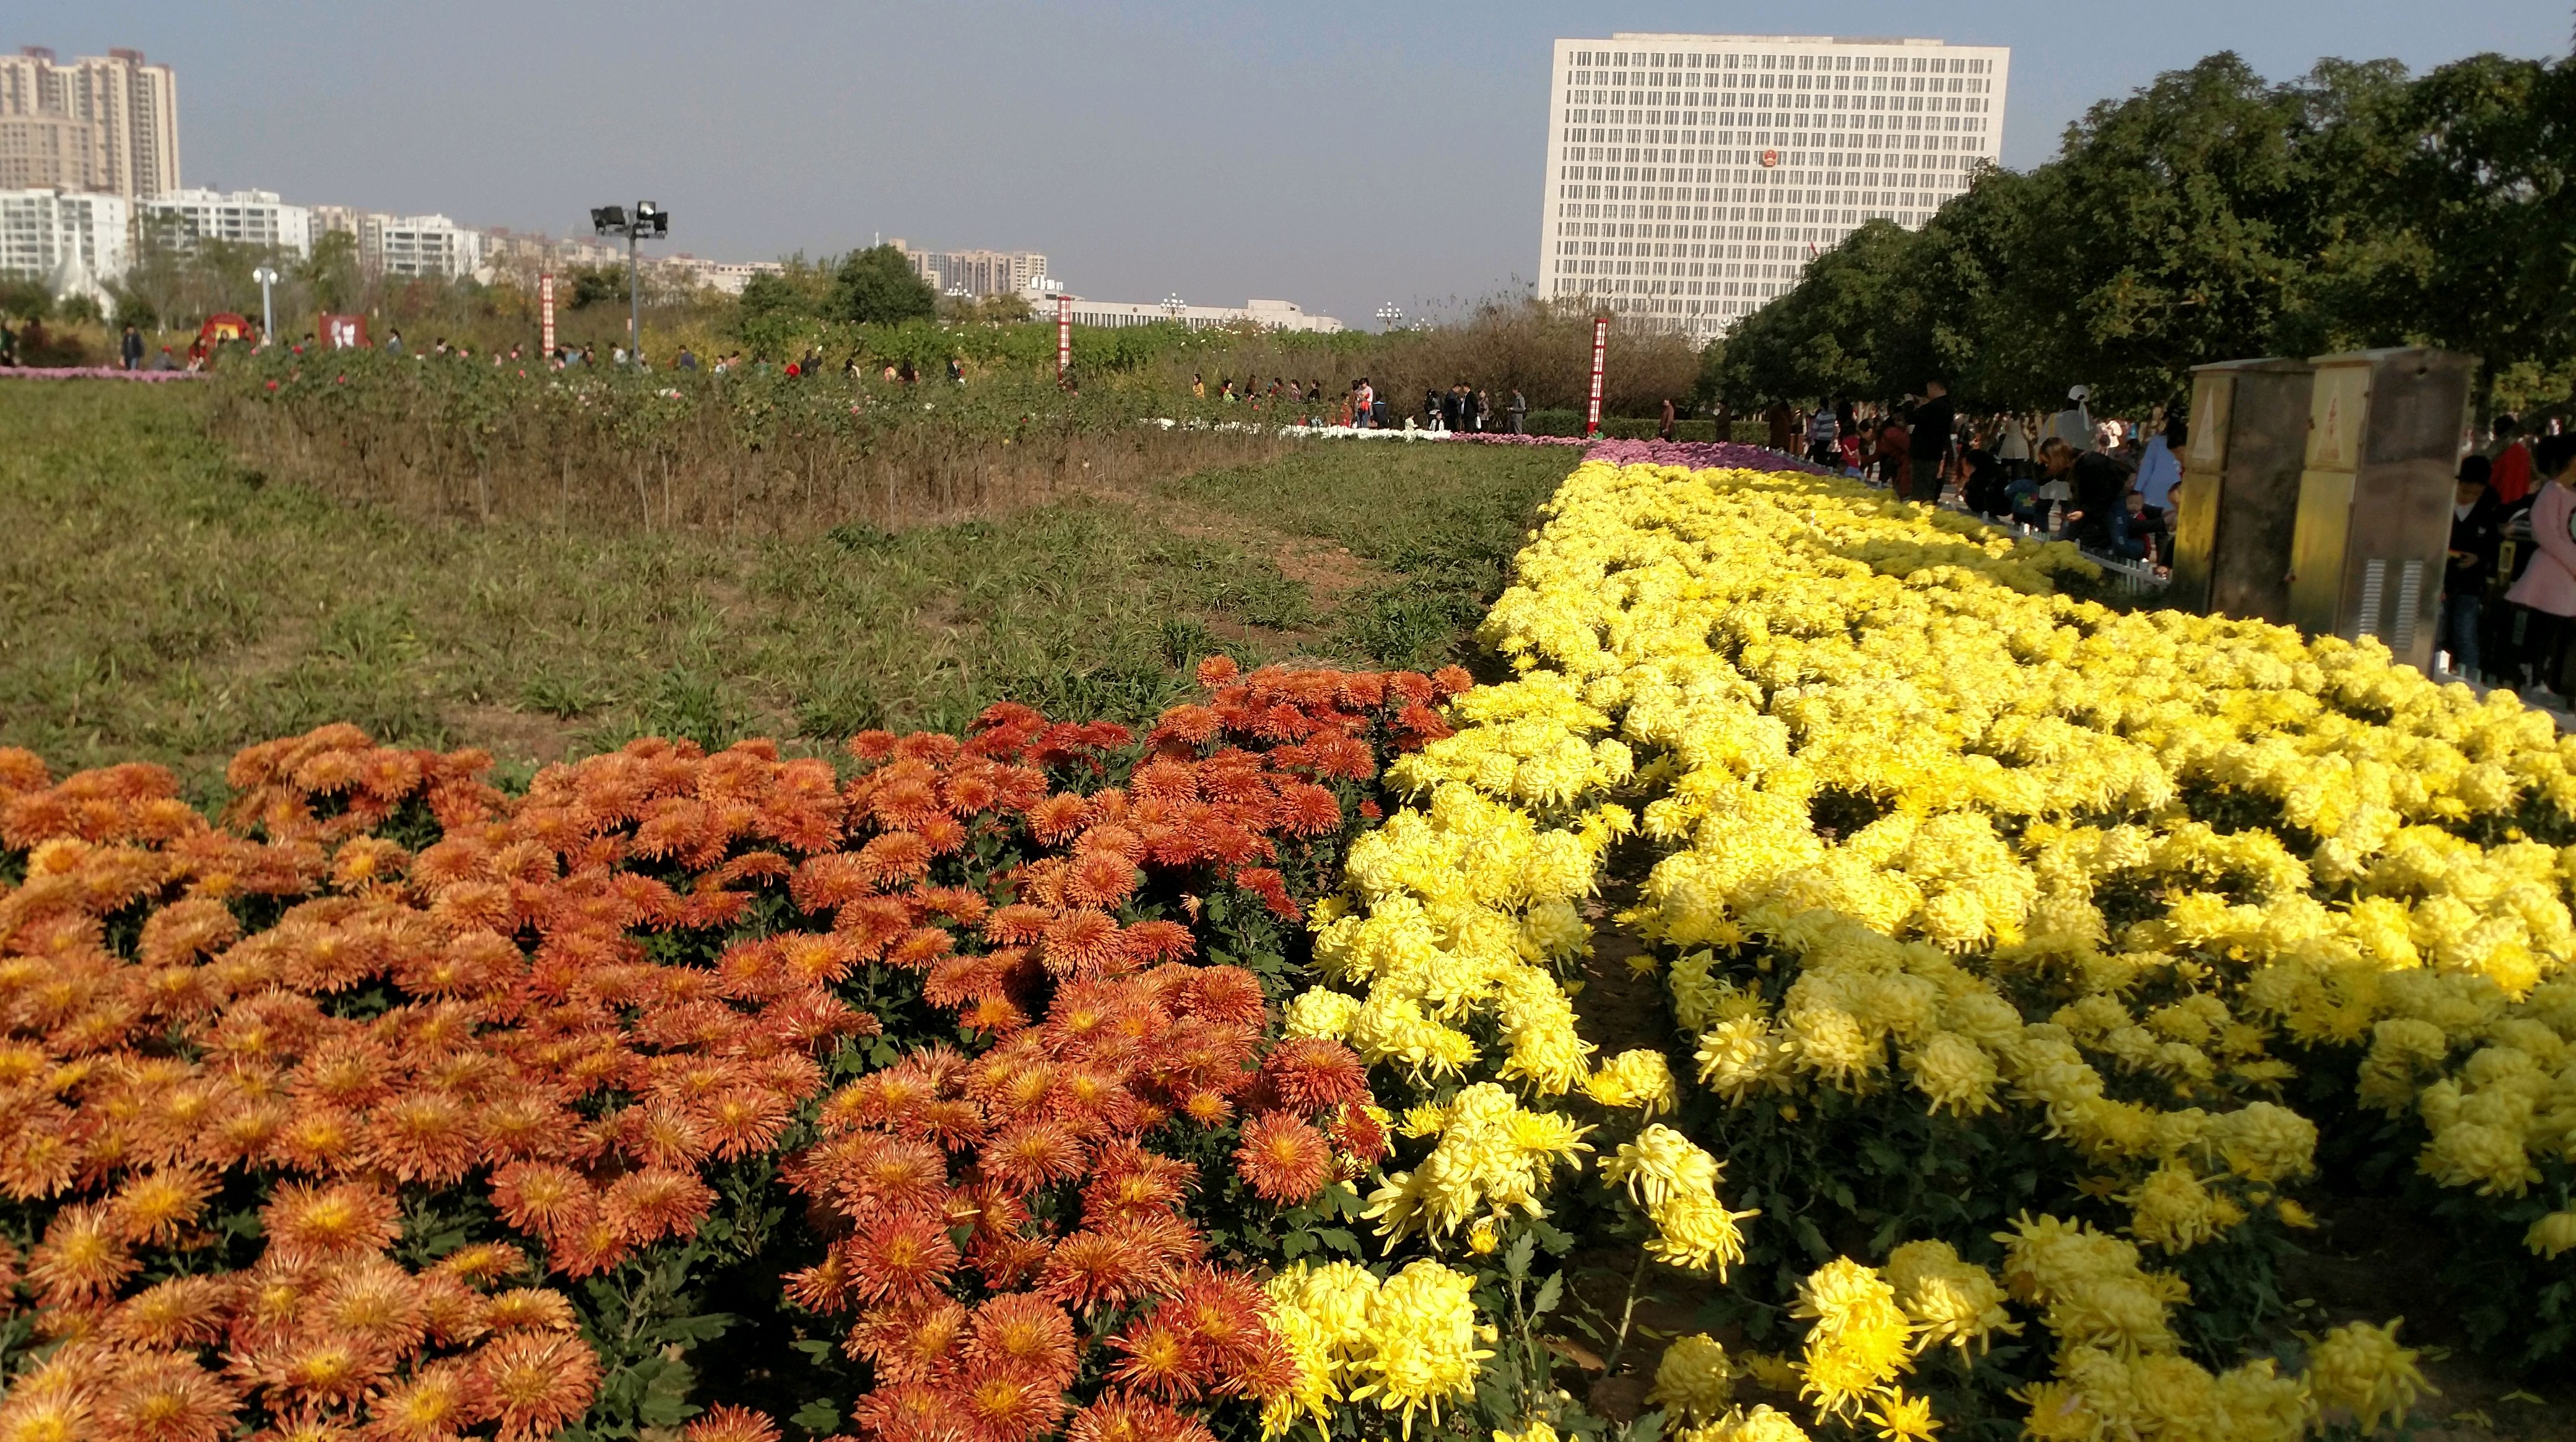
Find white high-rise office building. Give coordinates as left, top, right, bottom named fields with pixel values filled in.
left=1539, top=33, right=2009, bottom=340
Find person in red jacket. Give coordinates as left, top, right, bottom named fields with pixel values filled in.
left=2491, top=414, right=2535, bottom=505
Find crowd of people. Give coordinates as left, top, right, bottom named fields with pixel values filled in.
left=1761, top=387, right=2576, bottom=705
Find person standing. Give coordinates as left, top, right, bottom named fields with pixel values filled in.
left=1908, top=380, right=1956, bottom=503
left=1192, top=372, right=1206, bottom=399
left=2047, top=385, right=2095, bottom=451
left=1766, top=400, right=1797, bottom=453
left=2442, top=456, right=2503, bottom=680
left=1474, top=388, right=1491, bottom=434
left=1995, top=409, right=2032, bottom=478
left=2490, top=415, right=2535, bottom=506
left=1508, top=388, right=1528, bottom=435
left=2134, top=412, right=2185, bottom=521
left=1434, top=386, right=1455, bottom=432
left=120, top=323, right=144, bottom=371
left=1354, top=377, right=1375, bottom=429
left=1806, top=404, right=1840, bottom=466
left=1658, top=396, right=1677, bottom=441
left=1877, top=407, right=1912, bottom=494
left=2504, top=435, right=2576, bottom=701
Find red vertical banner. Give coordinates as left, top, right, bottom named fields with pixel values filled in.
left=1055, top=295, right=1072, bottom=384
left=1585, top=316, right=1610, bottom=438
left=539, top=273, right=557, bottom=355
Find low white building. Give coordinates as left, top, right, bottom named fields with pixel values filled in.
left=141, top=186, right=311, bottom=255
left=362, top=212, right=485, bottom=280
left=660, top=253, right=784, bottom=295
left=1033, top=292, right=1342, bottom=333
left=0, top=185, right=132, bottom=303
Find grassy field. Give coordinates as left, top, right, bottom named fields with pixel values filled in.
left=0, top=383, right=1576, bottom=797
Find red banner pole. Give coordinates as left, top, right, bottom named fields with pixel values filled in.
left=1056, top=295, right=1072, bottom=385
left=539, top=273, right=556, bottom=356
left=1585, top=316, right=1609, bottom=438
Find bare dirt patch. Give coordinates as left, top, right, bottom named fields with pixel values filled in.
left=442, top=703, right=586, bottom=768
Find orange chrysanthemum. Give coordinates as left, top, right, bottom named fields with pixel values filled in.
left=1037, top=1223, right=1172, bottom=1314
left=480, top=1287, right=579, bottom=1333
left=107, top=1165, right=216, bottom=1246
left=844, top=1297, right=970, bottom=1383
left=259, top=1183, right=399, bottom=1269
left=1260, top=1038, right=1371, bottom=1112
left=843, top=1212, right=961, bottom=1304
left=1106, top=1311, right=1204, bottom=1402
left=1234, top=1112, right=1331, bottom=1204
left=1065, top=1392, right=1217, bottom=1442
left=603, top=1168, right=715, bottom=1245
left=103, top=1274, right=237, bottom=1350
left=427, top=1241, right=524, bottom=1290
left=364, top=1359, right=484, bottom=1442
left=97, top=1349, right=242, bottom=1442
left=487, top=1163, right=595, bottom=1244
left=474, top=1332, right=602, bottom=1442
left=980, top=1122, right=1086, bottom=1196
left=958, top=1364, right=1066, bottom=1442
left=965, top=1292, right=1079, bottom=1389
left=682, top=1404, right=783, bottom=1442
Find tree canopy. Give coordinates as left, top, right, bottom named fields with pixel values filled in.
left=830, top=245, right=938, bottom=327
left=1713, top=50, right=2575, bottom=415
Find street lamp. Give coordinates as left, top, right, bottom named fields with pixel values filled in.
left=251, top=266, right=279, bottom=344
left=1375, top=302, right=1404, bottom=331
left=591, top=201, right=669, bottom=363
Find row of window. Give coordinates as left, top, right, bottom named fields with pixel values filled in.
left=1563, top=51, right=1998, bottom=76
left=1564, top=73, right=1994, bottom=103
left=1564, top=94, right=1991, bottom=124
left=1552, top=266, right=1801, bottom=300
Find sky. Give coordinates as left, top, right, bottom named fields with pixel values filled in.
left=25, top=1, right=2576, bottom=329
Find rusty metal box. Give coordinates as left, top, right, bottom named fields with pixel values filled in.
left=2169, top=357, right=2315, bottom=622
left=2284, top=348, right=2478, bottom=669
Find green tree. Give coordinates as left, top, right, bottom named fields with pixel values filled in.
left=300, top=229, right=362, bottom=313
left=567, top=264, right=628, bottom=310
left=828, top=245, right=936, bottom=326
left=1715, top=49, right=2575, bottom=417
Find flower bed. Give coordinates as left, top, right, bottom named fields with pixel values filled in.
left=8, top=447, right=2570, bottom=1442
left=1301, top=456, right=2572, bottom=1439
left=0, top=662, right=1469, bottom=1442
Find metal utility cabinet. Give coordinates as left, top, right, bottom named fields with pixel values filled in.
left=2284, top=347, right=2478, bottom=671
left=2169, top=357, right=2315, bottom=623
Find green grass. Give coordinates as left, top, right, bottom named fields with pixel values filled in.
left=0, top=384, right=1575, bottom=796
left=1152, top=443, right=1580, bottom=668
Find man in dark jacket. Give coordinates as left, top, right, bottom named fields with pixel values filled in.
left=2043, top=437, right=2130, bottom=548
left=2443, top=456, right=2503, bottom=679
left=120, top=323, right=144, bottom=370
left=1907, top=379, right=1956, bottom=503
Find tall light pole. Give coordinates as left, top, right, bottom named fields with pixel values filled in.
left=1375, top=302, right=1404, bottom=331
left=251, top=265, right=279, bottom=343
left=591, top=201, right=669, bottom=363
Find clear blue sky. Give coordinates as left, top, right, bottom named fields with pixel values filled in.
left=25, top=1, right=2575, bottom=328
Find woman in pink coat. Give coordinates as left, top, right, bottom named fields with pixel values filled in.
left=2504, top=434, right=2576, bottom=700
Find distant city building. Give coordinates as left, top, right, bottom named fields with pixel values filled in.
left=0, top=46, right=180, bottom=199
left=141, top=187, right=311, bottom=254
left=1036, top=293, right=1341, bottom=334
left=0, top=186, right=132, bottom=305
left=1539, top=32, right=2009, bottom=339
left=658, top=253, right=785, bottom=295
left=893, top=239, right=1051, bottom=297
left=362, top=213, right=486, bottom=280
